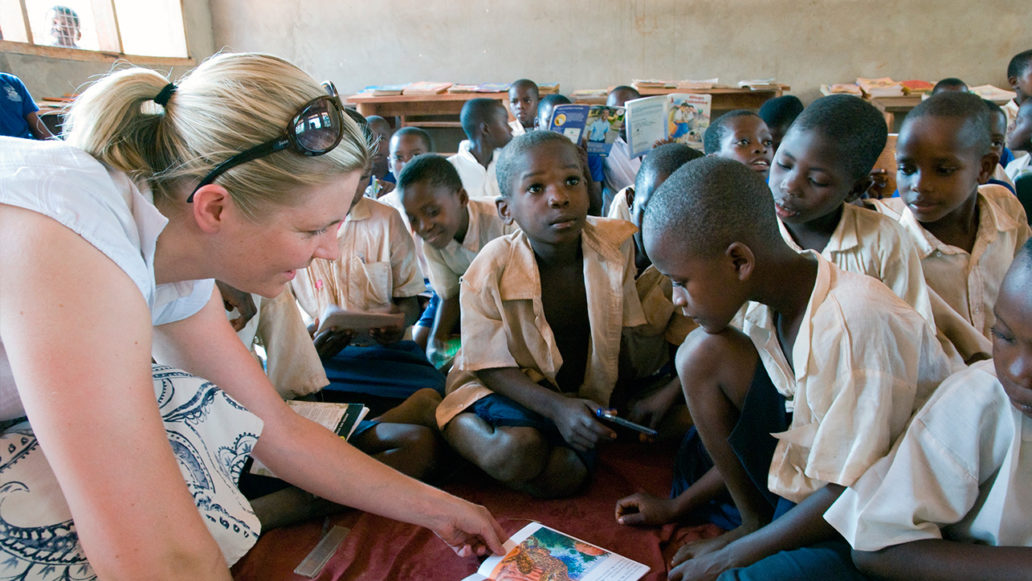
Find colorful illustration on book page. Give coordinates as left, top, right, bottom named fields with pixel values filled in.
left=667, top=93, right=711, bottom=150
left=489, top=527, right=606, bottom=581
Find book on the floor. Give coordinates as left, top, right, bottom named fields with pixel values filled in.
left=249, top=401, right=369, bottom=478
left=462, top=522, right=649, bottom=581
left=546, top=104, right=626, bottom=157
left=624, top=93, right=712, bottom=157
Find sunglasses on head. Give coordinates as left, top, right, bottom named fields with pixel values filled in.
left=188, top=81, right=349, bottom=202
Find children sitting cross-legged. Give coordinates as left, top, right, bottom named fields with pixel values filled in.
left=508, top=78, right=539, bottom=137
left=449, top=98, right=513, bottom=200
left=435, top=131, right=647, bottom=498
left=872, top=91, right=1032, bottom=363
left=398, top=153, right=517, bottom=371
left=703, top=110, right=774, bottom=179
left=641, top=157, right=951, bottom=580
left=810, top=238, right=1032, bottom=580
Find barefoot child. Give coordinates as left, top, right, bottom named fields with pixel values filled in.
left=436, top=131, right=647, bottom=498
left=642, top=157, right=951, bottom=580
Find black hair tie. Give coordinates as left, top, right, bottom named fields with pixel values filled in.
left=154, top=83, right=178, bottom=107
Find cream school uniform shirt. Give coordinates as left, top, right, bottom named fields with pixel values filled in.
left=875, top=185, right=1031, bottom=342
left=448, top=140, right=503, bottom=200
left=291, top=196, right=425, bottom=320
left=422, top=198, right=515, bottom=300
left=436, top=217, right=647, bottom=426
left=741, top=253, right=951, bottom=503
left=509, top=119, right=526, bottom=137
left=606, top=187, right=632, bottom=222
left=778, top=203, right=935, bottom=326
left=826, top=359, right=1032, bottom=551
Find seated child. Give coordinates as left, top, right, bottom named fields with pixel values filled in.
left=398, top=153, right=517, bottom=370
left=615, top=144, right=702, bottom=435
left=640, top=157, right=951, bottom=580
left=758, top=95, right=803, bottom=153
left=1006, top=98, right=1032, bottom=181
left=1004, top=49, right=1032, bottom=133
left=984, top=99, right=1017, bottom=192
left=873, top=91, right=1032, bottom=362
left=365, top=115, right=395, bottom=192
left=449, top=98, right=513, bottom=200
left=703, top=110, right=774, bottom=179
left=770, top=94, right=934, bottom=326
left=820, top=239, right=1032, bottom=581
left=378, top=126, right=433, bottom=215
left=603, top=85, right=643, bottom=197
left=536, top=93, right=572, bottom=130
left=932, top=77, right=969, bottom=94
left=290, top=159, right=444, bottom=402
left=508, top=79, right=539, bottom=137
left=435, top=131, right=647, bottom=498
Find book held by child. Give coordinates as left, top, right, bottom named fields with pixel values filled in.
left=249, top=401, right=369, bottom=477
left=546, top=104, right=626, bottom=156
left=624, top=93, right=712, bottom=156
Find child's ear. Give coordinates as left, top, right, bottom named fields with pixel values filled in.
left=496, top=197, right=513, bottom=224
left=977, top=152, right=998, bottom=184
left=458, top=188, right=469, bottom=206
left=190, top=184, right=231, bottom=234
left=624, top=186, right=635, bottom=210
left=726, top=241, right=755, bottom=282
left=1009, top=75, right=1019, bottom=92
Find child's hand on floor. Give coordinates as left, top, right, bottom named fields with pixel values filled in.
left=615, top=491, right=678, bottom=526
left=551, top=398, right=616, bottom=452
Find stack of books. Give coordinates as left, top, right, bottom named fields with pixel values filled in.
left=900, top=79, right=934, bottom=96
left=402, top=82, right=453, bottom=95
left=856, top=77, right=905, bottom=98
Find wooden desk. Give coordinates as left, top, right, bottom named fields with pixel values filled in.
left=868, top=95, right=922, bottom=132
left=575, top=86, right=787, bottom=112
left=345, top=92, right=511, bottom=128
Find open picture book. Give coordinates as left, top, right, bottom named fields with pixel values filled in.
left=462, top=522, right=649, bottom=581
left=547, top=104, right=626, bottom=157
left=249, top=401, right=369, bottom=478
left=624, top=93, right=712, bottom=157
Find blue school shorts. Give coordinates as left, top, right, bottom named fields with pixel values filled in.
left=671, top=359, right=795, bottom=528
left=471, top=393, right=598, bottom=469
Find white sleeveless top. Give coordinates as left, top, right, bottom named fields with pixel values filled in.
left=0, top=137, right=214, bottom=420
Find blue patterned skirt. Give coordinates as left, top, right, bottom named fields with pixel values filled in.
left=0, top=365, right=264, bottom=580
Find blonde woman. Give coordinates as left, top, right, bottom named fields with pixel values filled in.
left=0, top=53, right=503, bottom=580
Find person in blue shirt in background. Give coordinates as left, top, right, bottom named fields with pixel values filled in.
left=1, top=73, right=55, bottom=140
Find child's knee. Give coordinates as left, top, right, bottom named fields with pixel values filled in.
left=478, top=426, right=552, bottom=483
left=676, top=326, right=758, bottom=400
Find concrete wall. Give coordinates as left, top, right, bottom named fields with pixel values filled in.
left=209, top=0, right=1031, bottom=102
left=6, top=1, right=1029, bottom=104
left=1, top=0, right=215, bottom=100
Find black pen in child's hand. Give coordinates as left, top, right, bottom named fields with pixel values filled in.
left=595, top=408, right=658, bottom=437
